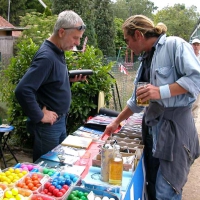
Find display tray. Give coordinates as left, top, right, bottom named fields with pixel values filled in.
left=66, top=186, right=120, bottom=200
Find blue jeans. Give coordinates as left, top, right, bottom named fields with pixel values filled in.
left=27, top=115, right=67, bottom=162
left=156, top=167, right=182, bottom=200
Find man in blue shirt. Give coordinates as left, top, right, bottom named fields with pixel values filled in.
left=104, top=15, right=200, bottom=200
left=15, top=10, right=86, bottom=162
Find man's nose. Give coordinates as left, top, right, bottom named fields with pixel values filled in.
left=75, top=39, right=81, bottom=46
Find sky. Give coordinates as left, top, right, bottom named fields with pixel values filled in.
left=151, top=0, right=199, bottom=12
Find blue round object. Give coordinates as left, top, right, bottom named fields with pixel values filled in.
left=52, top=181, right=58, bottom=186
left=65, top=179, right=72, bottom=186
left=58, top=176, right=65, bottom=181
left=60, top=180, right=65, bottom=186
left=69, top=174, right=75, bottom=180
left=63, top=174, right=70, bottom=180
left=56, top=184, right=62, bottom=190
left=72, top=177, right=78, bottom=183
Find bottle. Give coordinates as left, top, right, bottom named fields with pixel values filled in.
left=109, top=145, right=123, bottom=185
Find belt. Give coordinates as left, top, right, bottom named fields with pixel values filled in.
left=57, top=113, right=67, bottom=117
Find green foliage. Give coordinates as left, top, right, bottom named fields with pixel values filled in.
left=111, top=0, right=157, bottom=20
left=114, top=18, right=126, bottom=51
left=0, top=39, right=39, bottom=145
left=153, top=4, right=200, bottom=41
left=0, top=0, right=52, bottom=26
left=94, top=0, right=116, bottom=57
left=65, top=46, right=115, bottom=133
left=19, top=12, right=57, bottom=46
left=0, top=0, right=27, bottom=25
left=44, top=7, right=52, bottom=17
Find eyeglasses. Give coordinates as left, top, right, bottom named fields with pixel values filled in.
left=63, top=25, right=86, bottom=31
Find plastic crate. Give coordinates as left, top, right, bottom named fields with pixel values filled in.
left=16, top=172, right=50, bottom=194
left=3, top=187, right=33, bottom=199
left=0, top=183, right=7, bottom=200
left=38, top=167, right=58, bottom=177
left=66, top=186, right=120, bottom=200
left=0, top=167, right=29, bottom=188
left=0, top=183, right=7, bottom=191
left=14, top=162, right=40, bottom=172
left=38, top=172, right=80, bottom=200
left=31, top=193, right=56, bottom=200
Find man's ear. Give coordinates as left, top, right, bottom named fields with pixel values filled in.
left=58, top=28, right=65, bottom=38
left=134, top=30, right=143, bottom=40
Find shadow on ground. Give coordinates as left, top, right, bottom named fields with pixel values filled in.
left=0, top=148, right=33, bottom=169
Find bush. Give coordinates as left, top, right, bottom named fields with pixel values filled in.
left=66, top=46, right=115, bottom=133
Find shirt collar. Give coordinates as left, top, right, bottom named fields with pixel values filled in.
left=45, top=39, right=64, bottom=55
left=138, top=34, right=164, bottom=61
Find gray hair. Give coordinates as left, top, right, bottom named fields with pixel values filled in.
left=53, top=10, right=85, bottom=34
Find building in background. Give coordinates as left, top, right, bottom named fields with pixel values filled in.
left=0, top=16, right=26, bottom=66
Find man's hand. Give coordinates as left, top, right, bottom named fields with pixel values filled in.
left=104, top=121, right=119, bottom=135
left=70, top=74, right=87, bottom=83
left=41, top=106, right=58, bottom=125
left=136, top=84, right=161, bottom=103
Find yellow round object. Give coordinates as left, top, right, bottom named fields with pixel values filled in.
left=8, top=168, right=14, bottom=173
left=5, top=190, right=13, bottom=198
left=17, top=173, right=24, bottom=178
left=15, top=194, right=24, bottom=200
left=5, top=171, right=11, bottom=176
left=7, top=175, right=14, bottom=181
left=0, top=172, right=6, bottom=176
left=14, top=169, right=21, bottom=174
left=11, top=188, right=18, bottom=196
left=21, top=170, right=28, bottom=175
left=12, top=178, right=19, bottom=183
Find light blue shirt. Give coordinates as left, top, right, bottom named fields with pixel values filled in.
left=127, top=34, right=200, bottom=113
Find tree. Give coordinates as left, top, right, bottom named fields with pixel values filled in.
left=111, top=0, right=157, bottom=20
left=52, top=0, right=97, bottom=47
left=0, top=0, right=27, bottom=25
left=153, top=4, right=200, bottom=41
left=94, top=0, right=116, bottom=57
left=114, top=17, right=126, bottom=57
left=0, top=0, right=52, bottom=26
left=19, top=12, right=56, bottom=46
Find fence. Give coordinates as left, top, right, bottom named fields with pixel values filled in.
left=106, top=60, right=140, bottom=112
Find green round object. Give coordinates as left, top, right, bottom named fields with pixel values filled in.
left=71, top=196, right=79, bottom=200
left=77, top=191, right=84, bottom=198
left=71, top=190, right=78, bottom=197
left=68, top=193, right=75, bottom=200
left=43, top=168, right=49, bottom=174
left=50, top=168, right=56, bottom=173
left=80, top=196, right=87, bottom=200
left=84, top=192, right=89, bottom=197
left=48, top=171, right=53, bottom=176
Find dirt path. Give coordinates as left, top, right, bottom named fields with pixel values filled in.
left=182, top=114, right=200, bottom=199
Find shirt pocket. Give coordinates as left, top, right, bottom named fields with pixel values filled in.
left=155, top=65, right=174, bottom=85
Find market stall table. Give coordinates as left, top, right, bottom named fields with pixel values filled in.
left=0, top=125, right=18, bottom=168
